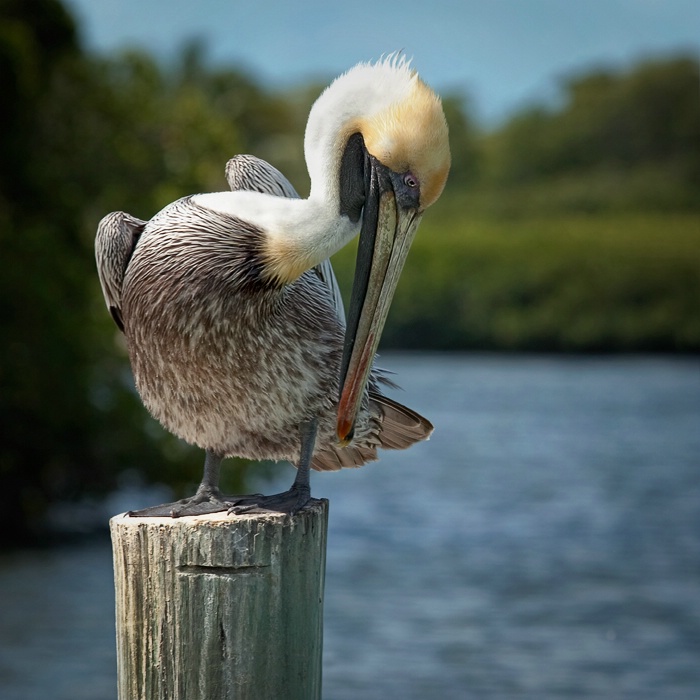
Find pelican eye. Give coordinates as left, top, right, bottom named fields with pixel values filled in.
left=403, top=173, right=419, bottom=188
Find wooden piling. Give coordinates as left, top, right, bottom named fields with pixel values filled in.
left=110, top=499, right=328, bottom=700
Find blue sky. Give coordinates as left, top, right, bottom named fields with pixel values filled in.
left=64, top=0, right=699, bottom=124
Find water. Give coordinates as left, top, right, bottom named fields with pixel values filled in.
left=1, top=355, right=698, bottom=699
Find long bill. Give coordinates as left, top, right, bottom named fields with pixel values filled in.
left=336, top=171, right=423, bottom=445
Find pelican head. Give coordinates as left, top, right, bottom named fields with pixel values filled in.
left=305, top=56, right=450, bottom=444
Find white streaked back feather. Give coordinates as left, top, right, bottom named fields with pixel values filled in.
left=225, top=154, right=299, bottom=199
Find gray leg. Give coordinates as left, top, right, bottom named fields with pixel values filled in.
left=228, top=418, right=318, bottom=515
left=129, top=450, right=253, bottom=517
left=291, top=419, right=317, bottom=494
left=192, top=450, right=224, bottom=500
left=129, top=422, right=318, bottom=518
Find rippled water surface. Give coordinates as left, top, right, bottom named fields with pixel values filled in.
left=1, top=355, right=699, bottom=699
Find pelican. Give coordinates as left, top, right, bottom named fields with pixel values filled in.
left=95, top=56, right=450, bottom=516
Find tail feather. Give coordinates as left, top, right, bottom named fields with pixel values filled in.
left=310, top=392, right=432, bottom=472
left=371, top=392, right=433, bottom=450
left=312, top=444, right=379, bottom=472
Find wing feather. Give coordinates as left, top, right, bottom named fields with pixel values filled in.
left=95, top=211, right=146, bottom=331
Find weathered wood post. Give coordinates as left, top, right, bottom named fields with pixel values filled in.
left=110, top=499, right=328, bottom=700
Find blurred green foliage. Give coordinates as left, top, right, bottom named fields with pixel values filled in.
left=1, top=0, right=698, bottom=540
left=333, top=214, right=699, bottom=352
left=477, top=56, right=700, bottom=214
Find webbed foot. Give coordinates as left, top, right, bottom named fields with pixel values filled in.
left=226, top=484, right=312, bottom=516
left=127, top=486, right=263, bottom=518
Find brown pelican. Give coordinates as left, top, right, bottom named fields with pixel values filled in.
left=95, top=56, right=450, bottom=516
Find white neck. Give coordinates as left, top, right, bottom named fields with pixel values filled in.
left=192, top=189, right=360, bottom=280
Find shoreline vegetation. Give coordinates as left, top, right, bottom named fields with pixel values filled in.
left=2, top=0, right=698, bottom=539
left=333, top=212, right=700, bottom=354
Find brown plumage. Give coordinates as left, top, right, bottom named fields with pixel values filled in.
left=95, top=57, right=448, bottom=515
